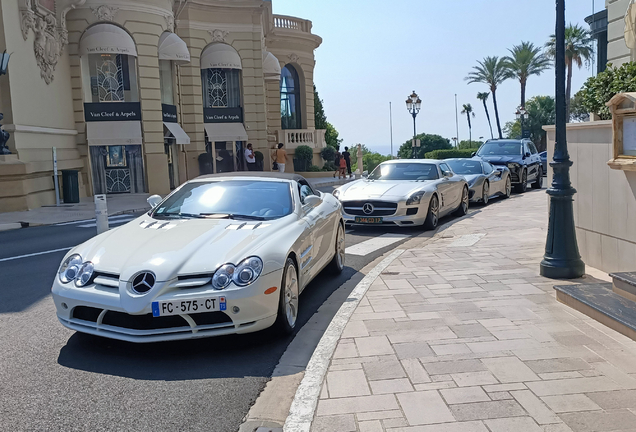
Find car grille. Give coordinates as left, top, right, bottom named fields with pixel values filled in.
left=71, top=306, right=233, bottom=330
left=342, top=200, right=398, bottom=216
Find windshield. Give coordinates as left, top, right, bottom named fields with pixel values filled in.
left=446, top=160, right=483, bottom=175
left=477, top=141, right=522, bottom=156
left=151, top=180, right=293, bottom=220
left=368, top=163, right=439, bottom=181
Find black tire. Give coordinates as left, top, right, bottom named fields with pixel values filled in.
left=274, top=257, right=299, bottom=335
left=454, top=186, right=469, bottom=216
left=515, top=169, right=528, bottom=193
left=503, top=176, right=512, bottom=199
left=327, top=223, right=345, bottom=274
left=482, top=181, right=490, bottom=205
left=531, top=168, right=543, bottom=189
left=423, top=194, right=439, bottom=230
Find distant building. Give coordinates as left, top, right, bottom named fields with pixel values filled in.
left=0, top=0, right=325, bottom=212
left=585, top=9, right=607, bottom=74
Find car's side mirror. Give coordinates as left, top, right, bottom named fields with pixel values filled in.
left=304, top=195, right=322, bottom=207
left=443, top=170, right=452, bottom=177
left=147, top=194, right=162, bottom=208
left=471, top=152, right=476, bottom=157
left=362, top=171, right=368, bottom=178
left=525, top=152, right=531, bottom=158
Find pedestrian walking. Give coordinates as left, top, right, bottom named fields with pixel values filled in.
left=342, top=146, right=352, bottom=177
left=272, top=143, right=288, bottom=173
left=245, top=143, right=256, bottom=171
left=333, top=148, right=342, bottom=178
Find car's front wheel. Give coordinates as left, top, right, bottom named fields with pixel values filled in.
left=274, top=257, right=299, bottom=335
left=532, top=168, right=543, bottom=189
left=515, top=169, right=528, bottom=193
left=454, top=186, right=469, bottom=216
left=503, top=176, right=512, bottom=199
left=482, top=181, right=490, bottom=205
left=327, top=223, right=345, bottom=274
left=423, top=194, right=439, bottom=230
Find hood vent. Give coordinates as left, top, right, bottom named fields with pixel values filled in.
left=226, top=223, right=271, bottom=230
left=139, top=221, right=176, bottom=230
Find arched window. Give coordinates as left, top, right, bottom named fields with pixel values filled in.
left=280, top=64, right=302, bottom=129
left=200, top=44, right=242, bottom=108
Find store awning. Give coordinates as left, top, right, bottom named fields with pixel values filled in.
left=158, top=32, right=190, bottom=65
left=87, top=121, right=142, bottom=146
left=263, top=51, right=281, bottom=81
left=200, top=43, right=242, bottom=70
left=204, top=123, right=248, bottom=142
left=79, top=23, right=138, bottom=57
left=626, top=0, right=636, bottom=49
left=164, top=122, right=190, bottom=144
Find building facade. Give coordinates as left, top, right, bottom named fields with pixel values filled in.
left=0, top=0, right=324, bottom=212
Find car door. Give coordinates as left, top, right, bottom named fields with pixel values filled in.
left=483, top=161, right=503, bottom=195
left=296, top=182, right=317, bottom=284
left=524, top=142, right=537, bottom=181
left=298, top=180, right=331, bottom=281
left=438, top=163, right=459, bottom=215
left=528, top=142, right=541, bottom=179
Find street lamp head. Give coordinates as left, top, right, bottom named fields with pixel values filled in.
left=0, top=51, right=10, bottom=76
left=406, top=97, right=413, bottom=112
left=414, top=97, right=422, bottom=113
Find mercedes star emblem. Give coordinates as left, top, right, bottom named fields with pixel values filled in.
left=362, top=203, right=374, bottom=215
left=131, top=271, right=156, bottom=294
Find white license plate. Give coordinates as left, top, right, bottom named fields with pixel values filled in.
left=152, top=296, right=226, bottom=317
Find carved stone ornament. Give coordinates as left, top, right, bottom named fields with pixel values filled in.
left=91, top=4, right=119, bottom=21
left=209, top=29, right=229, bottom=43
left=165, top=14, right=175, bottom=32
left=19, top=0, right=86, bottom=84
left=288, top=53, right=299, bottom=63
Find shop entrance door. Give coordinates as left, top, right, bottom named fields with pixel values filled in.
left=164, top=139, right=179, bottom=190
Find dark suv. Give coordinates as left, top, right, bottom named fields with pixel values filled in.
left=473, top=139, right=543, bottom=192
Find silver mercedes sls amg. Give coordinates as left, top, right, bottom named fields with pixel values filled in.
left=445, top=158, right=512, bottom=205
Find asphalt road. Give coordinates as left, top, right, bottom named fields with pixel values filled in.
left=0, top=182, right=532, bottom=432
left=0, top=185, right=430, bottom=432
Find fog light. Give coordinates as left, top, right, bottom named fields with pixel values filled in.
left=61, top=302, right=68, bottom=309
left=232, top=306, right=240, bottom=314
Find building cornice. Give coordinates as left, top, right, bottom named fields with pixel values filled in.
left=3, top=124, right=79, bottom=136
left=78, top=0, right=173, bottom=20
left=177, top=20, right=262, bottom=33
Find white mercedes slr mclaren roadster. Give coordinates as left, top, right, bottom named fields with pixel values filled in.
left=333, top=160, right=469, bottom=229
left=52, top=173, right=345, bottom=343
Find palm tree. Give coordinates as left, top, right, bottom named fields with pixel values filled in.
left=504, top=41, right=551, bottom=108
left=465, top=56, right=511, bottom=139
left=476, top=92, right=494, bottom=139
left=545, top=24, right=594, bottom=121
left=461, top=103, right=476, bottom=146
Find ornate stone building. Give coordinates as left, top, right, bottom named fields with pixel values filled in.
left=0, top=0, right=324, bottom=211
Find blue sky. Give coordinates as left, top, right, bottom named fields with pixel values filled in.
left=273, top=0, right=601, bottom=156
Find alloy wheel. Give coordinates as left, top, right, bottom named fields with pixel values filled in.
left=462, top=187, right=469, bottom=212
left=284, top=263, right=299, bottom=328
left=505, top=177, right=511, bottom=197
left=430, top=195, right=439, bottom=227
left=336, top=224, right=345, bottom=269
left=482, top=182, right=489, bottom=205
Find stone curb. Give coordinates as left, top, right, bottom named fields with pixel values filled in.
left=283, top=249, right=405, bottom=432
left=0, top=223, right=22, bottom=232
left=2, top=206, right=150, bottom=229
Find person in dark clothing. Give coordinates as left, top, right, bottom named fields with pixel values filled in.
left=342, top=146, right=352, bottom=177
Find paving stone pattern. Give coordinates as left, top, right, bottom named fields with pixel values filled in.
left=311, top=191, right=636, bottom=432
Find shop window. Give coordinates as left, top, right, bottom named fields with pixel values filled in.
left=201, top=69, right=241, bottom=108
left=280, top=64, right=302, bottom=129
left=159, top=60, right=174, bottom=105
left=86, top=54, right=139, bottom=103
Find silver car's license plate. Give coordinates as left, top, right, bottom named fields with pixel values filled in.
left=152, top=297, right=226, bottom=317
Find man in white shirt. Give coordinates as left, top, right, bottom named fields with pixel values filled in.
left=245, top=143, right=256, bottom=171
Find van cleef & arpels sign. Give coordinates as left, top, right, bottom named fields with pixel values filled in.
left=84, top=102, right=142, bottom=122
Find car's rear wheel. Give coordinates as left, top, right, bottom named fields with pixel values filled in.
left=515, top=169, right=527, bottom=193
left=482, top=181, right=490, bottom=205
left=454, top=186, right=469, bottom=216
left=423, top=194, right=439, bottom=230
left=274, top=257, right=299, bottom=335
left=327, top=223, right=345, bottom=274
left=532, top=168, right=543, bottom=189
left=503, top=176, right=512, bottom=199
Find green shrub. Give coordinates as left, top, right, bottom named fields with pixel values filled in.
left=307, top=165, right=321, bottom=172
left=322, top=161, right=337, bottom=171
left=579, top=62, right=636, bottom=120
left=424, top=149, right=476, bottom=159
left=320, top=146, right=336, bottom=162
left=254, top=151, right=264, bottom=161
left=295, top=145, right=313, bottom=163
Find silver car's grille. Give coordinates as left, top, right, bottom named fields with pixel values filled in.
left=342, top=200, right=398, bottom=217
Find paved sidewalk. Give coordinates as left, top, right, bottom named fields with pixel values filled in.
left=311, top=190, right=636, bottom=432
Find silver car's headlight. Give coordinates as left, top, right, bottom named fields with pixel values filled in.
left=332, top=188, right=341, bottom=199
left=212, top=264, right=235, bottom=290
left=75, top=262, right=94, bottom=287
left=406, top=191, right=426, bottom=206
left=58, top=254, right=83, bottom=284
left=234, top=257, right=263, bottom=287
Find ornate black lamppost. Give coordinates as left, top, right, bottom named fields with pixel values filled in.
left=516, top=106, right=529, bottom=138
left=406, top=91, right=421, bottom=158
left=540, top=0, right=585, bottom=279
left=0, top=51, right=11, bottom=155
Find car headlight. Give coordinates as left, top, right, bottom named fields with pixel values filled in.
left=332, top=189, right=341, bottom=199
left=507, top=163, right=519, bottom=170
left=212, top=257, right=264, bottom=290
left=75, top=261, right=94, bottom=287
left=406, top=191, right=426, bottom=206
left=58, top=254, right=83, bottom=284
